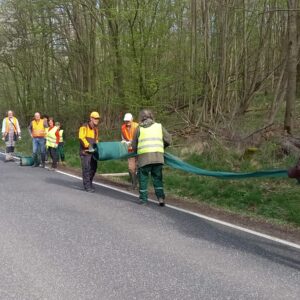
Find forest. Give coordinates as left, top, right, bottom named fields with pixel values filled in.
left=0, top=0, right=299, bottom=134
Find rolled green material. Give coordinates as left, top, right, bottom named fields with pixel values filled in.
left=94, top=142, right=288, bottom=179
left=93, top=141, right=135, bottom=161
left=20, top=156, right=34, bottom=166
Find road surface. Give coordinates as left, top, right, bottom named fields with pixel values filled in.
left=0, top=158, right=299, bottom=299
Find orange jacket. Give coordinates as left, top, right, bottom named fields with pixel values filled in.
left=122, top=122, right=138, bottom=152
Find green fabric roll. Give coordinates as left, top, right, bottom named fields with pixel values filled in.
left=94, top=141, right=288, bottom=179
left=20, top=156, right=34, bottom=166
left=93, top=141, right=135, bottom=161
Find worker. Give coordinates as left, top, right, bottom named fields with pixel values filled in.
left=79, top=111, right=100, bottom=192
left=132, top=109, right=171, bottom=206
left=45, top=117, right=60, bottom=171
left=121, top=113, right=139, bottom=189
left=42, top=114, right=49, bottom=163
left=55, top=122, right=66, bottom=166
left=1, top=110, right=21, bottom=161
left=28, top=112, right=48, bottom=167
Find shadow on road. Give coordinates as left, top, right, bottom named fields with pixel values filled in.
left=149, top=205, right=300, bottom=271
left=44, top=174, right=300, bottom=271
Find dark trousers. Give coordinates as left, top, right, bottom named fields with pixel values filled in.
left=138, top=163, right=165, bottom=202
left=80, top=154, right=98, bottom=190
left=48, top=147, right=58, bottom=168
left=57, top=142, right=65, bottom=161
left=6, top=146, right=14, bottom=153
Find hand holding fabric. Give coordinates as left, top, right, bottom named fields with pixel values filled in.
left=85, top=145, right=96, bottom=153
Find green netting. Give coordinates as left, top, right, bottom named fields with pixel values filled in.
left=94, top=142, right=288, bottom=179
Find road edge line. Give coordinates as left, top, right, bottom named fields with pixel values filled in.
left=1, top=151, right=299, bottom=250
left=55, top=169, right=300, bottom=250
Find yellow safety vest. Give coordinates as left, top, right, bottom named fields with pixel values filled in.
left=137, top=123, right=164, bottom=155
left=32, top=120, right=46, bottom=138
left=46, top=126, right=58, bottom=148
left=59, top=130, right=64, bottom=143
left=5, top=117, right=17, bottom=133
left=79, top=123, right=99, bottom=149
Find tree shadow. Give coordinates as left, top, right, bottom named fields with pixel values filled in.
left=150, top=205, right=300, bottom=271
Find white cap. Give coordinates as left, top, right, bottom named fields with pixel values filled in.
left=124, top=113, right=133, bottom=121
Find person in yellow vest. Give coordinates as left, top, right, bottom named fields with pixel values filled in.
left=45, top=117, right=60, bottom=171
left=132, top=109, right=171, bottom=206
left=1, top=110, right=21, bottom=161
left=28, top=112, right=48, bottom=167
left=121, top=113, right=139, bottom=189
left=79, top=111, right=100, bottom=193
left=42, top=114, right=49, bottom=163
left=55, top=122, right=66, bottom=166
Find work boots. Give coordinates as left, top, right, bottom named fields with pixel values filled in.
left=5, top=153, right=13, bottom=162
left=32, top=153, right=39, bottom=167
left=40, top=153, right=46, bottom=168
left=158, top=197, right=165, bottom=207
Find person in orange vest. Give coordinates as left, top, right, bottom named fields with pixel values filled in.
left=1, top=110, right=21, bottom=161
left=121, top=113, right=139, bottom=189
left=28, top=112, right=48, bottom=167
left=79, top=111, right=100, bottom=193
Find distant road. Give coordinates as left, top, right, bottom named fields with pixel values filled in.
left=0, top=158, right=299, bottom=299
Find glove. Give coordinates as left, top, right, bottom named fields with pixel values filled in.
left=1, top=136, right=4, bottom=141
left=85, top=145, right=95, bottom=153
left=121, top=140, right=131, bottom=146
left=18, top=135, right=21, bottom=140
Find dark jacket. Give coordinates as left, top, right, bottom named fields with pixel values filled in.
left=132, top=119, right=171, bottom=168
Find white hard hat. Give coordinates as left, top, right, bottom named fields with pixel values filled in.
left=124, top=113, right=133, bottom=121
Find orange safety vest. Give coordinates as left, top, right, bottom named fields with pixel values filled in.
left=121, top=122, right=138, bottom=141
left=121, top=122, right=138, bottom=152
left=32, top=120, right=46, bottom=138
left=5, top=117, right=17, bottom=133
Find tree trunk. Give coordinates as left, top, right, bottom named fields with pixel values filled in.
left=284, top=0, right=299, bottom=134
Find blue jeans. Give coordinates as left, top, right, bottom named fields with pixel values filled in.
left=32, top=138, right=46, bottom=154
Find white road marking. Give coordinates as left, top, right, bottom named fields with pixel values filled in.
left=1, top=151, right=300, bottom=250
left=56, top=169, right=300, bottom=250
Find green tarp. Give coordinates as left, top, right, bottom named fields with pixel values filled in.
left=94, top=142, right=288, bottom=179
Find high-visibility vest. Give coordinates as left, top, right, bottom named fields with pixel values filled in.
left=46, top=126, right=58, bottom=148
left=79, top=123, right=99, bottom=149
left=137, top=123, right=164, bottom=155
left=121, top=122, right=138, bottom=141
left=5, top=117, right=17, bottom=133
left=122, top=122, right=138, bottom=152
left=59, top=130, right=64, bottom=143
left=32, top=120, right=46, bottom=138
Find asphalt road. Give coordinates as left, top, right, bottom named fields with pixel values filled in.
left=0, top=158, right=299, bottom=300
